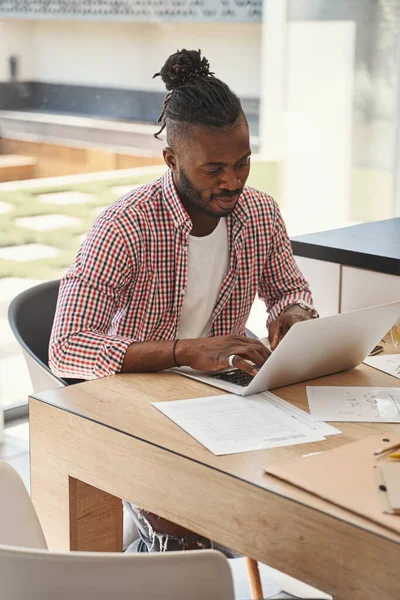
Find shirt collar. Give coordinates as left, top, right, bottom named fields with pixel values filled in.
left=161, top=169, right=192, bottom=232
left=161, top=168, right=249, bottom=231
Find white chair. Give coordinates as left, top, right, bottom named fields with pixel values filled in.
left=0, top=460, right=46, bottom=550
left=0, top=546, right=234, bottom=600
left=0, top=460, right=234, bottom=600
left=8, top=281, right=264, bottom=599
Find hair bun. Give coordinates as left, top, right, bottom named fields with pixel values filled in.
left=153, top=49, right=214, bottom=91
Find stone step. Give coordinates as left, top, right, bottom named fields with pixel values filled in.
left=0, top=154, right=37, bottom=182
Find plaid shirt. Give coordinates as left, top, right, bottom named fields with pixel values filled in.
left=49, top=169, right=313, bottom=380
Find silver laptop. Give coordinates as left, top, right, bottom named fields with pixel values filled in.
left=174, top=301, right=400, bottom=396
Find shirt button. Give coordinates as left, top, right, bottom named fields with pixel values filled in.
left=181, top=288, right=186, bottom=296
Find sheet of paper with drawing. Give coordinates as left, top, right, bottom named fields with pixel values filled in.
left=307, top=386, right=400, bottom=422
left=363, top=354, right=400, bottom=379
left=153, top=393, right=334, bottom=456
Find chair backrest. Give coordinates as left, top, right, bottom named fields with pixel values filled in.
left=7, top=279, right=83, bottom=391
left=0, top=461, right=47, bottom=550
left=0, top=461, right=234, bottom=599
left=0, top=546, right=234, bottom=600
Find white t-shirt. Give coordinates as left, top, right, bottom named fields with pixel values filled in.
left=177, top=218, right=229, bottom=339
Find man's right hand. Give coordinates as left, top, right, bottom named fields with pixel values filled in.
left=176, top=335, right=271, bottom=377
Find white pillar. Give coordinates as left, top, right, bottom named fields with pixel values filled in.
left=259, top=6, right=356, bottom=231
left=259, top=0, right=287, bottom=161
left=283, top=21, right=355, bottom=232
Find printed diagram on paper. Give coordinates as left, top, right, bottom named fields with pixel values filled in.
left=307, top=386, right=400, bottom=422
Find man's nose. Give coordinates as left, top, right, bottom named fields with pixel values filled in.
left=219, top=168, right=241, bottom=192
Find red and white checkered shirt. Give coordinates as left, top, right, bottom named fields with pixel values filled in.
left=49, top=169, right=313, bottom=380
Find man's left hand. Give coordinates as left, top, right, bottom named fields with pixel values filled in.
left=268, top=305, right=315, bottom=351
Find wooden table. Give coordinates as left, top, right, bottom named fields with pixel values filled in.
left=29, top=358, right=400, bottom=600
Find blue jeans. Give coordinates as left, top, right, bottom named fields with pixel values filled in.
left=125, top=502, right=240, bottom=558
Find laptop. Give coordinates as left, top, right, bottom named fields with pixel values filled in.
left=174, top=301, right=400, bottom=396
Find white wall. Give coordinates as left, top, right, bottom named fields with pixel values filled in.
left=30, top=20, right=261, bottom=98
left=0, top=20, right=34, bottom=81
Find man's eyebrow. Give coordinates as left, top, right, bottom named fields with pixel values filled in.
left=202, top=152, right=251, bottom=167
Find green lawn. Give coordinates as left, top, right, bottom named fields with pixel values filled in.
left=0, top=163, right=279, bottom=280
left=247, top=160, right=280, bottom=199
left=0, top=172, right=165, bottom=280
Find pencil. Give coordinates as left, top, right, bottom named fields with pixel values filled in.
left=374, top=442, right=400, bottom=456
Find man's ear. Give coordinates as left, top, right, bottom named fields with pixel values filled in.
left=163, top=147, right=177, bottom=171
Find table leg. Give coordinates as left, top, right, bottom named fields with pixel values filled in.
left=245, top=558, right=264, bottom=600
left=30, top=399, right=123, bottom=552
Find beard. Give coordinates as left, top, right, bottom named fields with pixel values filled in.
left=178, top=167, right=243, bottom=217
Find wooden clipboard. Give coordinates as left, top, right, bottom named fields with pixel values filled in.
left=264, top=432, right=400, bottom=534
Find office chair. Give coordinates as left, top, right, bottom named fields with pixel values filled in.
left=0, top=460, right=235, bottom=600
left=7, top=278, right=259, bottom=394
left=7, top=279, right=83, bottom=393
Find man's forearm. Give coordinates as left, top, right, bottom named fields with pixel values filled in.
left=121, top=339, right=193, bottom=373
left=121, top=335, right=269, bottom=375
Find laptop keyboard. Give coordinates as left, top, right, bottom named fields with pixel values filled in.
left=212, top=369, right=255, bottom=388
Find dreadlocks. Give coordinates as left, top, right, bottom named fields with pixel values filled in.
left=153, top=49, right=243, bottom=141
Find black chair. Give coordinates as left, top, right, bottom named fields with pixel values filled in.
left=8, top=280, right=83, bottom=393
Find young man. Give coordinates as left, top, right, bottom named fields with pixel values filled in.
left=49, top=49, right=318, bottom=553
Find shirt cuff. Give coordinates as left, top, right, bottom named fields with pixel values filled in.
left=267, top=295, right=315, bottom=326
left=93, top=337, right=135, bottom=378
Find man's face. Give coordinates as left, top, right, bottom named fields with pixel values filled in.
left=164, top=116, right=251, bottom=218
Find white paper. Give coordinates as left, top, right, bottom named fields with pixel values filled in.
left=363, top=354, right=400, bottom=379
left=153, top=393, right=325, bottom=456
left=259, top=391, right=342, bottom=438
left=307, top=386, right=400, bottom=422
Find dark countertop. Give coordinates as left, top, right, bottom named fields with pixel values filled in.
left=290, top=218, right=400, bottom=276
